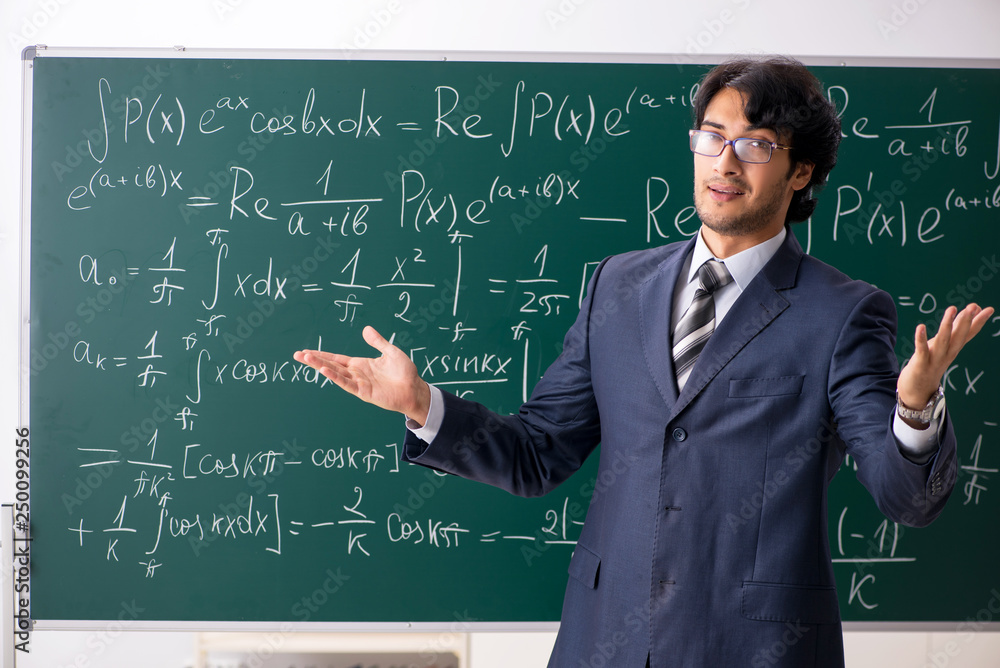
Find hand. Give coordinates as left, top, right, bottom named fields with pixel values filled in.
left=293, top=326, right=432, bottom=425
left=897, top=303, right=995, bottom=411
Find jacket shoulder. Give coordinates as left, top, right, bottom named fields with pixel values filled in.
left=598, top=240, right=689, bottom=282
left=796, top=253, right=889, bottom=303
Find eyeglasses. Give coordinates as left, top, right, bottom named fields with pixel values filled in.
left=688, top=129, right=793, bottom=164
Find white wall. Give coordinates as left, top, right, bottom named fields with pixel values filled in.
left=2, top=1, right=998, bottom=666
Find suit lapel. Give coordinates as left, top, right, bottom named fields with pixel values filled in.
left=639, top=237, right=694, bottom=409
left=668, top=228, right=804, bottom=421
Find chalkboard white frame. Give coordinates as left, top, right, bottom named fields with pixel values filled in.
left=18, top=46, right=1000, bottom=635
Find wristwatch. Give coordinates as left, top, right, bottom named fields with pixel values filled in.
left=896, top=386, right=946, bottom=424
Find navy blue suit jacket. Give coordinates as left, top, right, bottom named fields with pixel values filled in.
left=403, top=229, right=957, bottom=667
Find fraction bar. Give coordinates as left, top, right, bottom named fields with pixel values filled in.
left=280, top=199, right=383, bottom=206
left=433, top=379, right=509, bottom=386
left=884, top=121, right=971, bottom=129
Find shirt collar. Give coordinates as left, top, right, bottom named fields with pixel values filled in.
left=687, top=226, right=787, bottom=291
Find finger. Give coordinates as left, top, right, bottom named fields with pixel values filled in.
left=949, top=304, right=980, bottom=350
left=362, top=326, right=393, bottom=355
left=947, top=304, right=994, bottom=352
left=929, top=305, right=957, bottom=353
left=912, top=323, right=929, bottom=361
left=968, top=305, right=995, bottom=339
left=298, top=353, right=364, bottom=391
left=297, top=352, right=354, bottom=381
left=297, top=349, right=354, bottom=368
left=316, top=363, right=362, bottom=396
left=295, top=349, right=328, bottom=363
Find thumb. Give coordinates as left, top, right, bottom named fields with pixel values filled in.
left=912, top=323, right=929, bottom=361
left=362, top=325, right=392, bottom=354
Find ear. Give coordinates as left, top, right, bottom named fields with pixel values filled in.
left=790, top=160, right=814, bottom=191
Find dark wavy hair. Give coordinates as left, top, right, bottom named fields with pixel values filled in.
left=693, top=56, right=842, bottom=223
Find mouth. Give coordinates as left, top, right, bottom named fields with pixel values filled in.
left=707, top=182, right=747, bottom=203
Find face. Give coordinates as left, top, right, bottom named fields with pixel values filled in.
left=693, top=87, right=813, bottom=242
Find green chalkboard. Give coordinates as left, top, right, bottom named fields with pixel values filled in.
left=25, top=51, right=1000, bottom=626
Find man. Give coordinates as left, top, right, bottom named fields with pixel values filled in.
left=295, top=57, right=992, bottom=667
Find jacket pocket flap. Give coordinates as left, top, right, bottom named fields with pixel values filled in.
left=567, top=543, right=601, bottom=589
left=729, top=375, right=804, bottom=398
left=741, top=581, right=840, bottom=625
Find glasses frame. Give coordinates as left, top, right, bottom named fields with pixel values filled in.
left=688, top=129, right=794, bottom=164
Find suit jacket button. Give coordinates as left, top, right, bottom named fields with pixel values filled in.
left=672, top=428, right=687, bottom=442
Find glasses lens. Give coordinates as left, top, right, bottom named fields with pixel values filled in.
left=691, top=131, right=722, bottom=156
left=733, top=139, right=772, bottom=163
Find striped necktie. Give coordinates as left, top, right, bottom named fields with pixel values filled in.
left=672, top=259, right=733, bottom=390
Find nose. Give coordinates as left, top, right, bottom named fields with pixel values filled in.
left=713, top=143, right=742, bottom=176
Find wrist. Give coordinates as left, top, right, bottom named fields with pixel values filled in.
left=896, top=385, right=946, bottom=426
left=896, top=384, right=936, bottom=410
left=407, top=380, right=432, bottom=427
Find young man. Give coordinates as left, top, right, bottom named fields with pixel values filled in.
left=295, top=57, right=992, bottom=667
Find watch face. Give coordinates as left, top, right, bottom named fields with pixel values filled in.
left=931, top=388, right=947, bottom=421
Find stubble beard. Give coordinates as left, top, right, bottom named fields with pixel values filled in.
left=694, top=180, right=790, bottom=238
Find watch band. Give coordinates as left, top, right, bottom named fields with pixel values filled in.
left=896, top=386, right=946, bottom=424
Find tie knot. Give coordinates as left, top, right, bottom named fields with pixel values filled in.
left=696, top=259, right=733, bottom=295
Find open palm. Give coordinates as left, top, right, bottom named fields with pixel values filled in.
left=293, top=326, right=431, bottom=423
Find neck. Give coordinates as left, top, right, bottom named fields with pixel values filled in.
left=699, top=222, right=785, bottom=259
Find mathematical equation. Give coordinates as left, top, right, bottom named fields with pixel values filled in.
left=65, top=463, right=585, bottom=580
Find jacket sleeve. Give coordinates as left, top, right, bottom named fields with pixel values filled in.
left=828, top=288, right=958, bottom=527
left=399, top=259, right=609, bottom=498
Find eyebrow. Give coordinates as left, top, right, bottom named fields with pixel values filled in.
left=700, top=120, right=776, bottom=137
